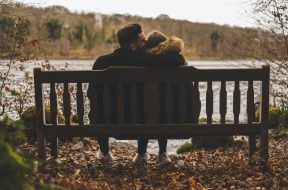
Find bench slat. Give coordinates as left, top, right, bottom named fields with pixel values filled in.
left=130, top=83, right=137, bottom=124
left=206, top=81, right=213, bottom=124
left=165, top=83, right=173, bottom=123
left=247, top=80, right=255, bottom=123
left=144, top=83, right=159, bottom=124
left=76, top=83, right=84, bottom=126
left=88, top=83, right=97, bottom=124
left=186, top=82, right=193, bottom=123
left=49, top=83, right=58, bottom=157
left=233, top=81, right=241, bottom=123
left=116, top=83, right=124, bottom=123
left=103, top=83, right=111, bottom=123
left=179, top=82, right=188, bottom=123
left=192, top=82, right=201, bottom=123
left=109, top=83, right=118, bottom=124
left=172, top=82, right=180, bottom=123
left=136, top=83, right=145, bottom=123
left=159, top=83, right=166, bottom=123
left=63, top=82, right=71, bottom=126
left=96, top=83, right=105, bottom=123
left=220, top=81, right=227, bottom=124
left=123, top=83, right=131, bottom=123
left=50, top=83, right=58, bottom=125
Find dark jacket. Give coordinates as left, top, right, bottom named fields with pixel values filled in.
left=88, top=38, right=186, bottom=124
left=143, top=36, right=188, bottom=123
left=91, top=46, right=185, bottom=70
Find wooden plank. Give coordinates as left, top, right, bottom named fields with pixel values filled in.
left=50, top=83, right=58, bottom=125
left=76, top=83, right=84, bottom=126
left=172, top=82, right=180, bottom=123
left=186, top=82, right=193, bottom=123
left=247, top=80, right=255, bottom=123
left=206, top=81, right=213, bottom=124
left=43, top=123, right=262, bottom=138
left=63, top=82, right=71, bottom=126
left=38, top=66, right=268, bottom=83
left=192, top=81, right=201, bottom=123
left=95, top=83, right=105, bottom=123
left=220, top=81, right=227, bottom=124
left=49, top=83, right=58, bottom=158
left=123, top=83, right=131, bottom=123
left=233, top=81, right=240, bottom=124
left=179, top=82, right=187, bottom=123
left=88, top=83, right=97, bottom=124
left=144, top=83, right=159, bottom=124
left=158, top=83, right=167, bottom=123
left=116, top=83, right=124, bottom=124
left=109, top=83, right=118, bottom=124
left=130, top=82, right=137, bottom=124
left=165, top=83, right=173, bottom=124
left=103, top=83, right=111, bottom=124
left=136, top=83, right=145, bottom=124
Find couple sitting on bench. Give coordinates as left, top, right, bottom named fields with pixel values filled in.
left=87, top=23, right=187, bottom=166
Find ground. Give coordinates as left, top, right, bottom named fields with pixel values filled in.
left=21, top=132, right=288, bottom=189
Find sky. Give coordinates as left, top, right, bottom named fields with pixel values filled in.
left=16, top=0, right=255, bottom=27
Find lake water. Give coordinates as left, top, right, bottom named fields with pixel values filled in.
left=1, top=59, right=265, bottom=154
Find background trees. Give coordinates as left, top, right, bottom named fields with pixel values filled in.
left=1, top=3, right=269, bottom=60
left=45, top=18, right=62, bottom=40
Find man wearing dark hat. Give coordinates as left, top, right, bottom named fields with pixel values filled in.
left=88, top=23, right=185, bottom=164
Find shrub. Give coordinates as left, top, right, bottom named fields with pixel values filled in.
left=0, top=115, right=14, bottom=126
left=21, top=105, right=65, bottom=140
left=176, top=142, right=194, bottom=154
left=0, top=141, right=33, bottom=190
left=0, top=116, right=26, bottom=146
left=0, top=127, right=33, bottom=190
left=280, top=110, right=288, bottom=129
left=255, top=106, right=283, bottom=127
left=191, top=136, right=234, bottom=149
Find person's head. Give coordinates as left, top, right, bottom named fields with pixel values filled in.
left=117, top=23, right=146, bottom=50
left=146, top=30, right=167, bottom=49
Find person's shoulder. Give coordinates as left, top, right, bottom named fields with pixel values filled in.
left=92, top=52, right=115, bottom=70
left=96, top=52, right=115, bottom=62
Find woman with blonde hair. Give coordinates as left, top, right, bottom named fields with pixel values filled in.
left=133, top=30, right=187, bottom=166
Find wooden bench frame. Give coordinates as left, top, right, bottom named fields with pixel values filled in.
left=33, top=65, right=270, bottom=161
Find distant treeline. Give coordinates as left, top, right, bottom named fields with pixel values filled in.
left=0, top=5, right=262, bottom=60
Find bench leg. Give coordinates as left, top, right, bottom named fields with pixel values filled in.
left=260, top=130, right=268, bottom=162
left=37, top=128, right=46, bottom=160
left=50, top=137, right=58, bottom=158
left=248, top=135, right=256, bottom=158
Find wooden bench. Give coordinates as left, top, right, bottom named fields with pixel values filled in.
left=33, top=65, right=270, bottom=161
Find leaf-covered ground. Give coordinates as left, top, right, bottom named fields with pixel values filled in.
left=21, top=133, right=288, bottom=189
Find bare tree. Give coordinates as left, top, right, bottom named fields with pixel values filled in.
left=251, top=0, right=288, bottom=107
left=0, top=1, right=41, bottom=117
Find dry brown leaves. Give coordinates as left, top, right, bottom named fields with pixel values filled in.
left=21, top=134, right=288, bottom=189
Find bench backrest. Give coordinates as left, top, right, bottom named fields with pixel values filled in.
left=33, top=65, right=270, bottom=136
